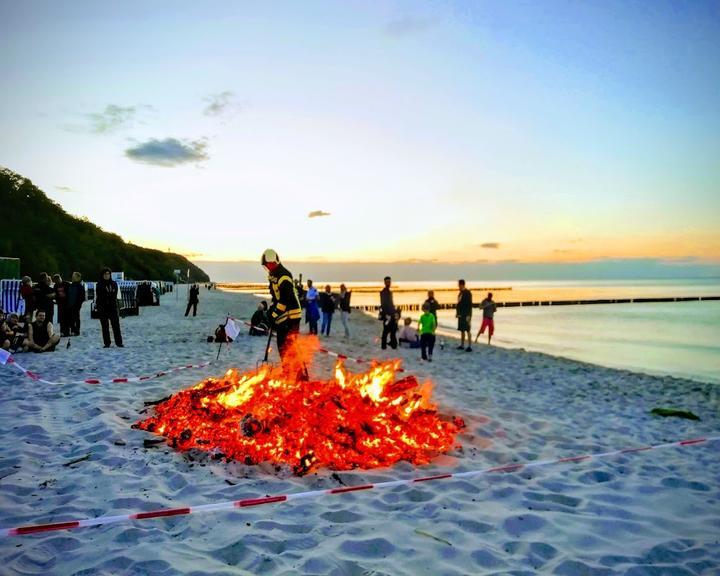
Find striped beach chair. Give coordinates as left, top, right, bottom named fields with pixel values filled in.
left=118, top=281, right=139, bottom=317
left=0, top=279, right=25, bottom=315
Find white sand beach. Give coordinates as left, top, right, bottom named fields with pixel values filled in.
left=1, top=288, right=718, bottom=575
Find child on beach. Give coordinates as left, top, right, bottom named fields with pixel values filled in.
left=418, top=303, right=437, bottom=361
left=398, top=317, right=420, bottom=348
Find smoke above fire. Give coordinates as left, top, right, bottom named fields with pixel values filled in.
left=136, top=336, right=463, bottom=475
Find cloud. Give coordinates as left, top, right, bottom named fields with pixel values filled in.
left=385, top=16, right=434, bottom=36
left=54, top=185, right=75, bottom=192
left=87, top=104, right=144, bottom=133
left=308, top=210, right=331, bottom=218
left=479, top=242, right=501, bottom=249
left=124, top=138, right=209, bottom=167
left=61, top=103, right=153, bottom=134
left=203, top=91, right=241, bottom=117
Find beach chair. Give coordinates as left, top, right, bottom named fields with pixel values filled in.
left=0, top=279, right=25, bottom=315
left=118, top=281, right=139, bottom=317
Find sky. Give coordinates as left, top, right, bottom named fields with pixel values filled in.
left=2, top=0, right=719, bottom=272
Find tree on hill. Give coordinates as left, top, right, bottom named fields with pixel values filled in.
left=0, top=167, right=210, bottom=282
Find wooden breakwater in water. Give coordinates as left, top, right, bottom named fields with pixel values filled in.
left=351, top=295, right=720, bottom=312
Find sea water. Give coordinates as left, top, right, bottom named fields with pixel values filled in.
left=435, top=300, right=720, bottom=384
left=227, top=278, right=720, bottom=384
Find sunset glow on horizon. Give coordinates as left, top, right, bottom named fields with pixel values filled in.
left=2, top=1, right=718, bottom=267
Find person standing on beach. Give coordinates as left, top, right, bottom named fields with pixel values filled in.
left=476, top=292, right=497, bottom=345
left=456, top=279, right=473, bottom=351
left=305, top=279, right=320, bottom=335
left=96, top=268, right=123, bottom=348
left=379, top=276, right=397, bottom=349
left=338, top=283, right=351, bottom=338
left=185, top=283, right=200, bottom=317
left=319, top=284, right=336, bottom=336
left=33, top=273, right=55, bottom=323
left=67, top=272, right=86, bottom=336
left=418, top=303, right=437, bottom=361
left=262, top=249, right=302, bottom=360
left=20, top=276, right=35, bottom=321
left=423, top=290, right=439, bottom=320
left=52, top=274, right=70, bottom=336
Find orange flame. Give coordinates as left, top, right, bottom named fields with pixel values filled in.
left=136, top=336, right=463, bottom=475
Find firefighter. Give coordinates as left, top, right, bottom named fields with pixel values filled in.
left=261, top=249, right=302, bottom=359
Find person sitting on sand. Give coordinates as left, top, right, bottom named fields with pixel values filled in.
left=418, top=303, right=437, bottom=361
left=1, top=319, right=11, bottom=351
left=4, top=314, right=27, bottom=352
left=476, top=292, right=497, bottom=345
left=398, top=317, right=420, bottom=348
left=23, top=310, right=60, bottom=353
left=249, top=301, right=269, bottom=336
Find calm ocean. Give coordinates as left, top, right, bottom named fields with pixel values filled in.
left=227, top=278, right=720, bottom=385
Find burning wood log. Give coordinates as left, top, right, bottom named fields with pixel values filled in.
left=136, top=336, right=463, bottom=475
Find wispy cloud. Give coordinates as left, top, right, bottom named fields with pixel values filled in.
left=479, top=242, right=501, bottom=249
left=385, top=16, right=434, bottom=36
left=88, top=104, right=137, bottom=133
left=54, top=185, right=75, bottom=192
left=62, top=104, right=153, bottom=134
left=125, top=138, right=209, bottom=167
left=308, top=210, right=331, bottom=218
left=203, top=91, right=241, bottom=117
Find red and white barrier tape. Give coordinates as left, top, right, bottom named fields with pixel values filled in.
left=3, top=356, right=213, bottom=386
left=1, top=435, right=716, bottom=538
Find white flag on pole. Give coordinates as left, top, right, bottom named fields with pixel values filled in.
left=224, top=317, right=240, bottom=342
left=0, top=348, right=11, bottom=365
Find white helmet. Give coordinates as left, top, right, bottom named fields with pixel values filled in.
left=261, top=249, right=280, bottom=269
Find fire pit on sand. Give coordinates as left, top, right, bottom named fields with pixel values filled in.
left=136, top=337, right=464, bottom=475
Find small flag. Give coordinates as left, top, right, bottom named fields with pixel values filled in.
left=224, top=318, right=240, bottom=342
left=0, top=348, right=11, bottom=365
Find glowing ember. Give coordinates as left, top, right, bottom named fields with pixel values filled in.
left=135, top=337, right=463, bottom=475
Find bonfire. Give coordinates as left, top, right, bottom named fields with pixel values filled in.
left=136, top=336, right=463, bottom=475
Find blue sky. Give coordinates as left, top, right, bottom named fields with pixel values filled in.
left=2, top=1, right=719, bottom=267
